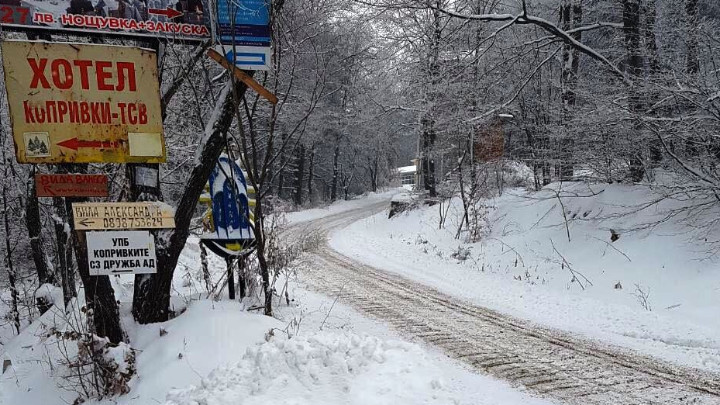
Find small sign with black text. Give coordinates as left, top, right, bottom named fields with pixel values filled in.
left=86, top=230, right=157, bottom=275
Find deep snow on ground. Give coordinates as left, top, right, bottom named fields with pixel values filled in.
left=164, top=290, right=555, bottom=405
left=0, top=192, right=554, bottom=405
left=330, top=182, right=720, bottom=372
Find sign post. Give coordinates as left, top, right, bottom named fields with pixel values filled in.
left=35, top=173, right=108, bottom=197
left=215, top=0, right=271, bottom=70
left=71, top=202, right=176, bottom=230
left=1, top=41, right=166, bottom=164
left=206, top=48, right=277, bottom=104
left=86, top=231, right=157, bottom=275
left=0, top=1, right=211, bottom=41
left=200, top=154, right=255, bottom=257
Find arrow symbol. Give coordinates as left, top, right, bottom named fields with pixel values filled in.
left=57, top=138, right=121, bottom=151
left=39, top=184, right=57, bottom=197
left=79, top=218, right=94, bottom=227
left=148, top=7, right=183, bottom=19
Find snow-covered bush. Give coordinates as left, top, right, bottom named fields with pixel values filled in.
left=53, top=328, right=136, bottom=403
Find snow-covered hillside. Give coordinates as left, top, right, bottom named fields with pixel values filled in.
left=330, top=182, right=720, bottom=372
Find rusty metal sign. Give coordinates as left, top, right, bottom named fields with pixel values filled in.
left=35, top=173, right=108, bottom=197
left=0, top=0, right=210, bottom=41
left=1, top=40, right=165, bottom=164
left=72, top=202, right=175, bottom=230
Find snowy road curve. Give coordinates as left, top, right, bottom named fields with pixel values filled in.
left=290, top=201, right=720, bottom=405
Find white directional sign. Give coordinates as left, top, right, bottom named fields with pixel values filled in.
left=72, top=202, right=175, bottom=230
left=86, top=231, right=157, bottom=275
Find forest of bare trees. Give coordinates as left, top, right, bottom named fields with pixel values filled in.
left=1, top=0, right=719, bottom=353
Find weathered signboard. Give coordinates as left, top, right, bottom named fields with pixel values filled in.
left=35, top=173, right=108, bottom=197
left=86, top=231, right=157, bottom=275
left=134, top=166, right=159, bottom=187
left=1, top=40, right=166, bottom=164
left=200, top=154, right=255, bottom=258
left=0, top=0, right=210, bottom=41
left=72, top=202, right=175, bottom=230
left=206, top=49, right=277, bottom=103
left=215, top=0, right=271, bottom=70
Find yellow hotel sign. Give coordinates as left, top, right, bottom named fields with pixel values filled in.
left=72, top=202, right=176, bottom=230
left=1, top=40, right=165, bottom=163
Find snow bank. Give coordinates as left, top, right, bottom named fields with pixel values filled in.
left=166, top=332, right=479, bottom=405
left=329, top=182, right=720, bottom=372
left=275, top=287, right=556, bottom=405
left=0, top=300, right=86, bottom=405
left=114, top=300, right=282, bottom=405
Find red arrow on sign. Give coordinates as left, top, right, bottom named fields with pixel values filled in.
left=57, top=138, right=121, bottom=151
left=148, top=7, right=183, bottom=19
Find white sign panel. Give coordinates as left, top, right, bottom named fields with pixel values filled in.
left=135, top=166, right=159, bottom=188
left=214, top=45, right=271, bottom=71
left=87, top=231, right=157, bottom=275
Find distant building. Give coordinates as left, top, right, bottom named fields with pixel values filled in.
left=397, top=159, right=419, bottom=190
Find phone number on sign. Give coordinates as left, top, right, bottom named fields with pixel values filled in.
left=102, top=217, right=166, bottom=229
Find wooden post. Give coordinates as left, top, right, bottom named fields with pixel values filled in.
left=238, top=255, right=247, bottom=299
left=130, top=39, right=166, bottom=321
left=65, top=194, right=124, bottom=344
left=226, top=257, right=235, bottom=300
left=206, top=49, right=278, bottom=104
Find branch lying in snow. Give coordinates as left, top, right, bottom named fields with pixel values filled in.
left=320, top=284, right=345, bottom=331
left=554, top=188, right=572, bottom=243
left=432, top=6, right=630, bottom=85
left=590, top=236, right=632, bottom=262
left=550, top=239, right=593, bottom=290
left=487, top=237, right=525, bottom=267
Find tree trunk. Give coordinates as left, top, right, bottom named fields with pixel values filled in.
left=200, top=242, right=211, bottom=292
left=643, top=0, right=663, bottom=164
left=421, top=117, right=438, bottom=196
left=368, top=156, right=378, bottom=192
left=252, top=193, right=273, bottom=316
left=67, top=223, right=124, bottom=343
left=623, top=0, right=646, bottom=182
left=126, top=163, right=164, bottom=321
left=226, top=257, right=235, bottom=300
left=307, top=144, right=315, bottom=204
left=421, top=1, right=442, bottom=198
left=53, top=195, right=76, bottom=307
left=277, top=133, right=287, bottom=199
left=57, top=162, right=123, bottom=343
left=237, top=255, right=247, bottom=299
left=3, top=182, right=20, bottom=334
left=558, top=0, right=581, bottom=181
left=132, top=81, right=249, bottom=324
left=331, top=132, right=340, bottom=201
left=293, top=144, right=305, bottom=206
left=54, top=164, right=78, bottom=307
left=644, top=0, right=660, bottom=75
left=25, top=172, right=53, bottom=287
left=686, top=0, right=699, bottom=75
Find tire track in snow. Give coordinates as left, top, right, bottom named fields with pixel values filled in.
left=289, top=201, right=720, bottom=405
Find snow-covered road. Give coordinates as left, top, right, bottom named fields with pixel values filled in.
left=289, top=199, right=720, bottom=405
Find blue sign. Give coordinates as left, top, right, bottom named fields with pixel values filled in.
left=202, top=154, right=255, bottom=258
left=215, top=0, right=271, bottom=70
